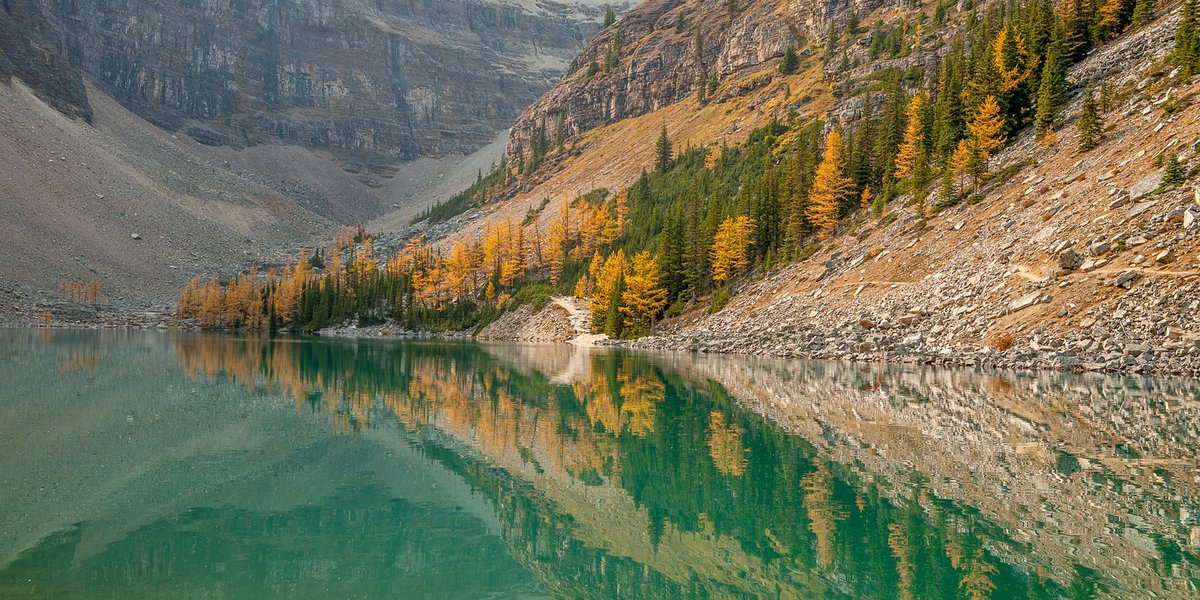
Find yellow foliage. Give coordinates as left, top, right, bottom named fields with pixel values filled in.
left=60, top=278, right=103, bottom=305
left=960, top=550, right=998, bottom=600
left=992, top=28, right=1036, bottom=93
left=968, top=95, right=1006, bottom=158
left=710, top=215, right=754, bottom=283
left=705, top=144, right=721, bottom=170
left=807, top=128, right=850, bottom=239
left=620, top=251, right=667, bottom=329
left=893, top=94, right=925, bottom=181
left=589, top=249, right=627, bottom=323
left=707, top=411, right=747, bottom=476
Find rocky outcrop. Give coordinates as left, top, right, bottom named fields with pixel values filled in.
left=507, top=0, right=882, bottom=161
left=3, top=0, right=625, bottom=163
left=0, top=0, right=91, bottom=121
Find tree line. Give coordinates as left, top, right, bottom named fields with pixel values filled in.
left=179, top=0, right=1174, bottom=335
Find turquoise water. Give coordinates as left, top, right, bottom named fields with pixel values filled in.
left=0, top=330, right=1197, bottom=598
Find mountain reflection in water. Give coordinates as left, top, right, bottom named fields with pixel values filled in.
left=0, top=330, right=1197, bottom=598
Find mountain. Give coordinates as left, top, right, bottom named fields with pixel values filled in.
left=0, top=0, right=628, bottom=310
left=5, top=0, right=623, bottom=164
left=278, top=0, right=1200, bottom=376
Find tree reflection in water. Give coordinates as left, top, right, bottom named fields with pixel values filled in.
left=1, top=331, right=1197, bottom=598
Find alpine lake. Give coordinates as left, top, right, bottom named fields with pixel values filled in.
left=1, top=329, right=1198, bottom=598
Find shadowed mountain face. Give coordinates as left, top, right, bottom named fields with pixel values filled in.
left=1, top=0, right=623, bottom=163
left=2, top=331, right=1199, bottom=597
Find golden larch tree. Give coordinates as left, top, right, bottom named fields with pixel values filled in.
left=620, top=251, right=667, bottom=329
left=709, top=215, right=754, bottom=284
left=589, top=249, right=627, bottom=323
left=177, top=276, right=204, bottom=317
left=992, top=27, right=1035, bottom=93
left=968, top=95, right=1006, bottom=159
left=806, top=128, right=850, bottom=239
left=893, top=94, right=926, bottom=180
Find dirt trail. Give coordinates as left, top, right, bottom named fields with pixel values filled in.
left=551, top=296, right=607, bottom=346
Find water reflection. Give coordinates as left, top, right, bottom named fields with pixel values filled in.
left=0, top=330, right=1198, bottom=598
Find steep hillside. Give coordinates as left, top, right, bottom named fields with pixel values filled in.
left=413, top=0, right=1200, bottom=374
left=506, top=0, right=871, bottom=160
left=630, top=12, right=1200, bottom=375
left=163, top=0, right=1200, bottom=377
left=0, top=0, right=631, bottom=314
left=0, top=80, right=319, bottom=313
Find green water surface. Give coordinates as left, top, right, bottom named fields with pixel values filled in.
left=0, top=329, right=1197, bottom=598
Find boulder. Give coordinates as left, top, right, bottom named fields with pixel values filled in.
left=1089, top=241, right=1111, bottom=256
left=1155, top=249, right=1176, bottom=263
left=1129, top=172, right=1164, bottom=201
left=1058, top=248, right=1083, bottom=271
left=1009, top=292, right=1042, bottom=312
left=1129, top=201, right=1158, bottom=218
left=1115, top=271, right=1140, bottom=289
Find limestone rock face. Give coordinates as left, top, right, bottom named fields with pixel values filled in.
left=506, top=0, right=882, bottom=162
left=3, top=0, right=623, bottom=161
left=0, top=0, right=92, bottom=122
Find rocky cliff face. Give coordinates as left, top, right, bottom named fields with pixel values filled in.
left=507, top=0, right=882, bottom=161
left=0, top=0, right=92, bottom=121
left=4, top=0, right=627, bottom=163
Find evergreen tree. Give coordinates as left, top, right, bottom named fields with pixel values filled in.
left=655, top=125, right=674, bottom=173
left=1064, top=0, right=1093, bottom=61
left=1131, top=0, right=1154, bottom=26
left=1174, top=0, right=1200, bottom=74
left=933, top=44, right=966, bottom=161
left=603, top=6, right=616, bottom=28
left=1162, top=154, right=1187, bottom=187
left=1034, top=34, right=1067, bottom=137
left=779, top=46, right=800, bottom=74
left=605, top=272, right=625, bottom=337
left=992, top=26, right=1034, bottom=133
left=1077, top=84, right=1102, bottom=151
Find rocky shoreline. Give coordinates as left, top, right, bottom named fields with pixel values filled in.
left=313, top=322, right=473, bottom=340
left=618, top=331, right=1199, bottom=377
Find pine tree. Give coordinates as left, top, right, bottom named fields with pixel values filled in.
left=1174, top=0, right=1200, bottom=74
left=1131, top=0, right=1154, bottom=26
left=807, top=128, right=850, bottom=239
left=779, top=46, right=800, bottom=74
left=604, top=271, right=625, bottom=337
left=603, top=6, right=616, bottom=28
left=894, top=94, right=927, bottom=181
left=1064, top=0, right=1093, bottom=61
left=1162, top=154, right=1187, bottom=187
left=1034, top=35, right=1067, bottom=136
left=655, top=124, right=673, bottom=172
left=933, top=44, right=966, bottom=161
left=1077, top=84, right=1102, bottom=151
